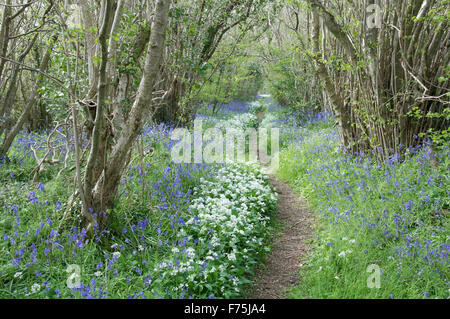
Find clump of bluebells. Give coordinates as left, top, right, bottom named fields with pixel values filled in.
left=275, top=112, right=449, bottom=299
left=196, top=100, right=251, bottom=119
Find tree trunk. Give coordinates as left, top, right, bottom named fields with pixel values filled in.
left=79, top=0, right=99, bottom=100
left=0, top=0, right=11, bottom=86
left=83, top=0, right=171, bottom=232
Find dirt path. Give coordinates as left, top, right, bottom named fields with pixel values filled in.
left=249, top=174, right=315, bottom=299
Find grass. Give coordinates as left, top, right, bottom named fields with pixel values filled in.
left=275, top=115, right=449, bottom=299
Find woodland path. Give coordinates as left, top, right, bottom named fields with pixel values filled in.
left=249, top=173, right=315, bottom=298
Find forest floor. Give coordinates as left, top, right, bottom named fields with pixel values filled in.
left=249, top=173, right=315, bottom=298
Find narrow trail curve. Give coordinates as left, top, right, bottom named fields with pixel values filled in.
left=249, top=173, right=315, bottom=299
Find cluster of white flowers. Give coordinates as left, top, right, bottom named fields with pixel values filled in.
left=215, top=113, right=259, bottom=131
left=259, top=112, right=278, bottom=129
left=153, top=163, right=278, bottom=297
left=14, top=272, right=23, bottom=279
left=247, top=100, right=265, bottom=115
left=338, top=250, right=353, bottom=257
left=189, top=165, right=277, bottom=235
